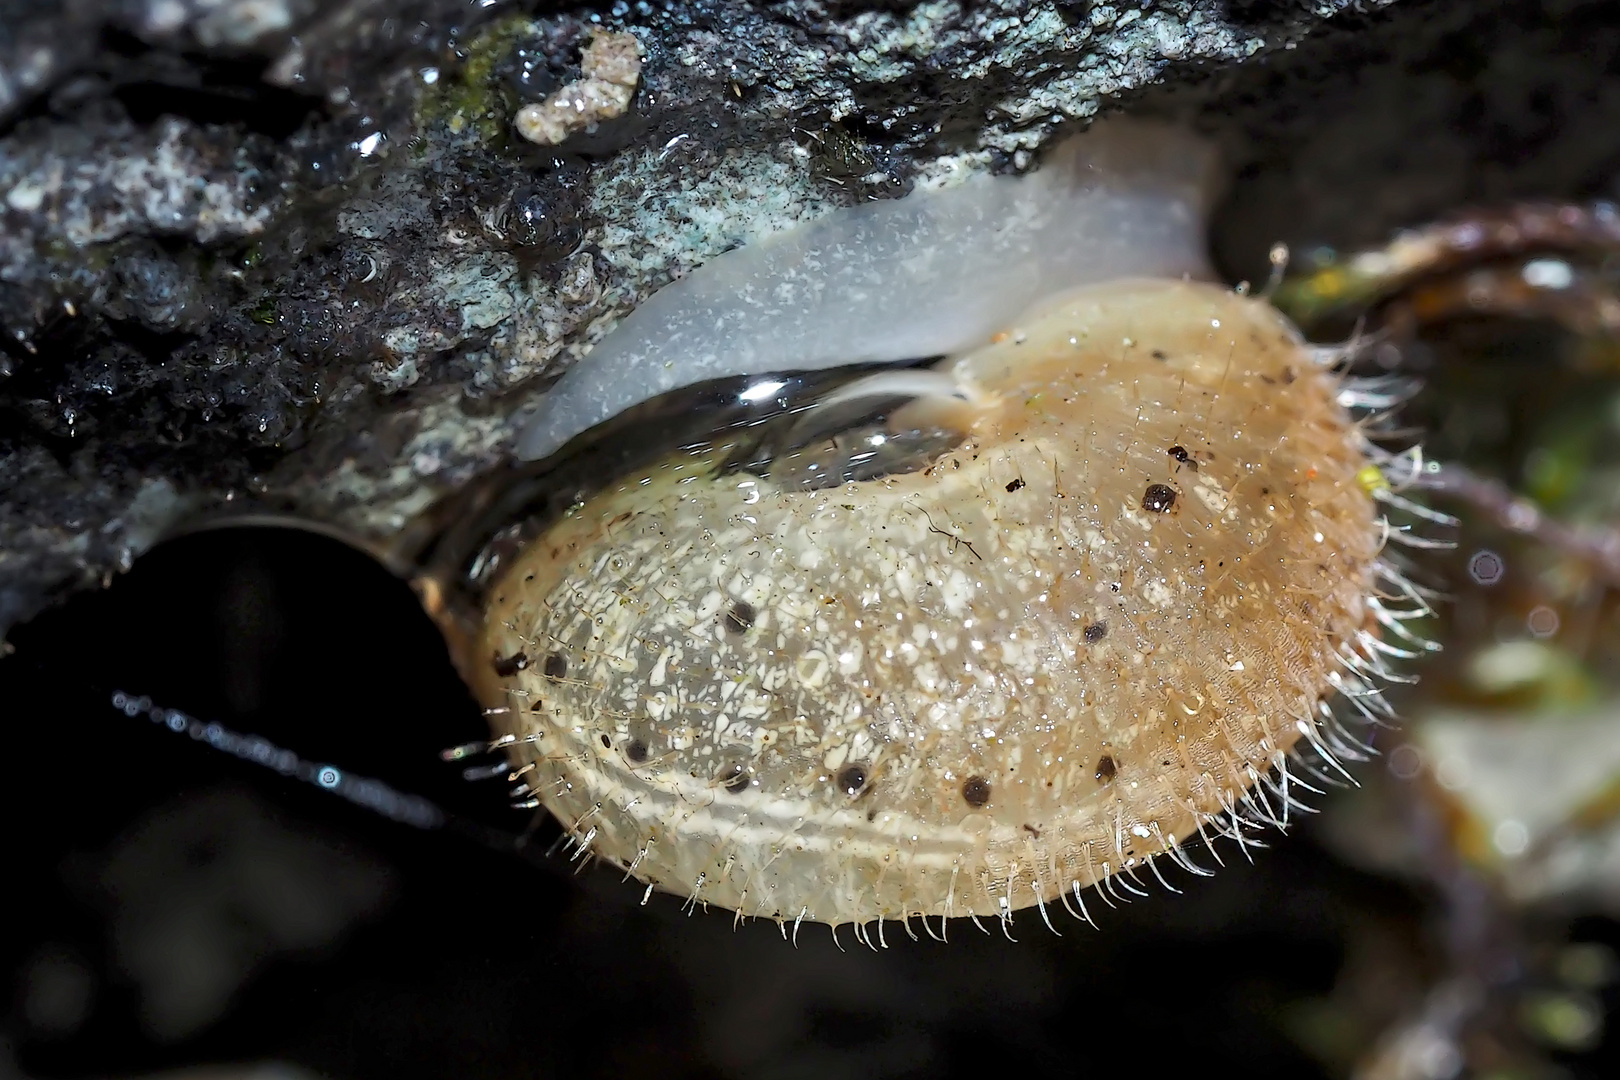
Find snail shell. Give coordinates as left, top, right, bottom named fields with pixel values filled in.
left=469, top=278, right=1384, bottom=927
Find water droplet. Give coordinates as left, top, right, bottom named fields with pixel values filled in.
left=1493, top=818, right=1529, bottom=857
left=1468, top=548, right=1505, bottom=585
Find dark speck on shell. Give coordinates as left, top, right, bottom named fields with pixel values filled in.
left=472, top=281, right=1385, bottom=927
left=1141, top=483, right=1178, bottom=513
left=836, top=765, right=868, bottom=796
left=492, top=651, right=528, bottom=677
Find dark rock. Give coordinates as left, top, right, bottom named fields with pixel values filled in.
left=2, top=0, right=1618, bottom=640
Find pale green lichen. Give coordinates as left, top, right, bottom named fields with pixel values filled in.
left=0, top=117, right=272, bottom=251
left=588, top=145, right=837, bottom=288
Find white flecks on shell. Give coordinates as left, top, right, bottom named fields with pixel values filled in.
left=515, top=118, right=1218, bottom=462
left=475, top=279, right=1389, bottom=929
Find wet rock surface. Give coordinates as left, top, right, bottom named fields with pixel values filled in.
left=2, top=0, right=1619, bottom=638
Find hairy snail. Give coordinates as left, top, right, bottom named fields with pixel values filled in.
left=144, top=118, right=1427, bottom=934
left=376, top=118, right=1428, bottom=933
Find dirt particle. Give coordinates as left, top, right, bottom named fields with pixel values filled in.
left=724, top=600, right=756, bottom=635
left=836, top=765, right=868, bottom=796
left=1141, top=484, right=1177, bottom=513
left=492, top=651, right=528, bottom=677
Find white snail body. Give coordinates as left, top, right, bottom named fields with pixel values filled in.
left=516, top=119, right=1216, bottom=463
left=470, top=121, right=1399, bottom=929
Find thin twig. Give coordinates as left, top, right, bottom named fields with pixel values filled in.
left=1419, top=461, right=1620, bottom=588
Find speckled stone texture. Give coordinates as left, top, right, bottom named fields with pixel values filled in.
left=1, top=0, right=1617, bottom=639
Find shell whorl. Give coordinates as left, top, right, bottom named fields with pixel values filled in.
left=474, top=279, right=1384, bottom=928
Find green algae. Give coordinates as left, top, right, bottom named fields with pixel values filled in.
left=415, top=14, right=539, bottom=148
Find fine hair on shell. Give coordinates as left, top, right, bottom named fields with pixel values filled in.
left=471, top=275, right=1451, bottom=941
left=542, top=347, right=1446, bottom=950
left=392, top=117, right=1464, bottom=945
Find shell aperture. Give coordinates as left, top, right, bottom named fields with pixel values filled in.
left=472, top=279, right=1384, bottom=928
